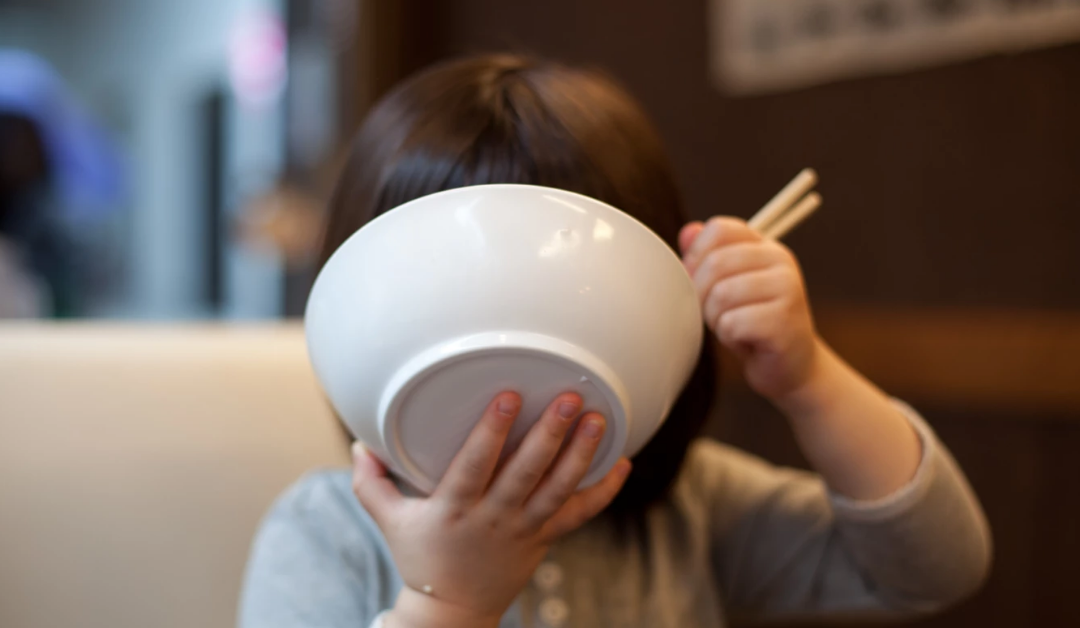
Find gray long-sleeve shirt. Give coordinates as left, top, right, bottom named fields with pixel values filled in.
left=238, top=404, right=991, bottom=628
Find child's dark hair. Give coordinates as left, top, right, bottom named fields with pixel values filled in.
left=319, top=53, right=717, bottom=516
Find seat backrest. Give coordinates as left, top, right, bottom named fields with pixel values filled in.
left=0, top=324, right=350, bottom=628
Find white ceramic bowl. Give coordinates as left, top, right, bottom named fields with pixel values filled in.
left=305, top=184, right=703, bottom=493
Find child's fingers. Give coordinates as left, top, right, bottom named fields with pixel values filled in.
left=540, top=458, right=631, bottom=541
left=521, top=412, right=607, bottom=530
left=678, top=221, right=705, bottom=255
left=703, top=267, right=791, bottom=331
left=483, top=393, right=582, bottom=511
left=436, top=392, right=521, bottom=504
left=691, top=242, right=785, bottom=304
left=682, top=217, right=761, bottom=275
left=715, top=301, right=784, bottom=348
left=351, top=442, right=404, bottom=525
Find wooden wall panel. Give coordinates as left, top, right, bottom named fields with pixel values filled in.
left=795, top=308, right=1079, bottom=414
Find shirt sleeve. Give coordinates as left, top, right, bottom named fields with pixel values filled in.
left=694, top=400, right=992, bottom=622
left=237, top=471, right=402, bottom=628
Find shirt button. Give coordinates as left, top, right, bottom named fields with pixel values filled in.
left=533, top=562, right=564, bottom=591
left=539, top=597, right=570, bottom=627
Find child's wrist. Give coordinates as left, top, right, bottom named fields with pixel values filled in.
left=773, top=337, right=844, bottom=421
left=386, top=587, right=503, bottom=628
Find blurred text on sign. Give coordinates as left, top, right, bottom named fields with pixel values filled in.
left=712, top=0, right=1080, bottom=94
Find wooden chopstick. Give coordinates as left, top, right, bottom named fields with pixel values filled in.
left=763, top=191, right=821, bottom=240
left=748, top=168, right=821, bottom=240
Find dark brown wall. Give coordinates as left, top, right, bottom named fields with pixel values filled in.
left=369, top=1, right=1080, bottom=625
left=391, top=0, right=1080, bottom=309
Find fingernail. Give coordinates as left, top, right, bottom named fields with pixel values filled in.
left=351, top=441, right=366, bottom=459
left=582, top=417, right=605, bottom=438
left=498, top=395, right=520, bottom=417
left=558, top=401, right=580, bottom=419
left=616, top=460, right=632, bottom=478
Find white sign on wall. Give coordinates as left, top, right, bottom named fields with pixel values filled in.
left=712, top=0, right=1080, bottom=95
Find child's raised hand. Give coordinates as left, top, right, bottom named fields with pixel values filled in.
left=352, top=392, right=631, bottom=628
left=680, top=217, right=820, bottom=401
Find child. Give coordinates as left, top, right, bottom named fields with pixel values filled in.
left=239, top=54, right=990, bottom=628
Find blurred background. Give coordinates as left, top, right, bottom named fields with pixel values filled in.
left=0, top=0, right=358, bottom=319
left=2, top=0, right=1079, bottom=626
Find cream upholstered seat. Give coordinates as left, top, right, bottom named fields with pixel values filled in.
left=0, top=324, right=350, bottom=628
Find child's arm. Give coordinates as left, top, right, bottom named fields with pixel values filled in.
left=681, top=217, right=921, bottom=499
left=680, top=217, right=991, bottom=616
left=687, top=428, right=989, bottom=618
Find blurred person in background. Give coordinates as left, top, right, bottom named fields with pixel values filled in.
left=0, top=110, right=67, bottom=317
left=0, top=49, right=125, bottom=318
